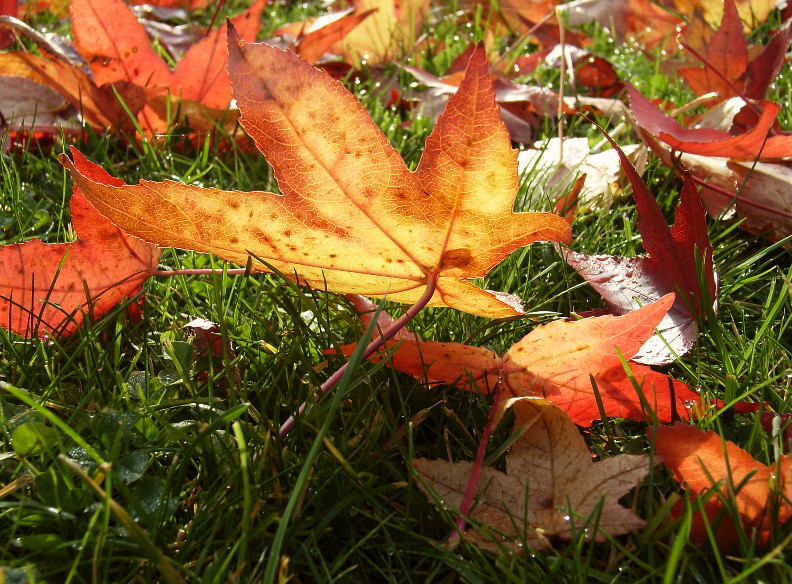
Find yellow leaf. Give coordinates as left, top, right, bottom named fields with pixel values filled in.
left=60, top=37, right=570, bottom=318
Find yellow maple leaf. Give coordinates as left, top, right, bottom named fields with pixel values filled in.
left=60, top=33, right=570, bottom=318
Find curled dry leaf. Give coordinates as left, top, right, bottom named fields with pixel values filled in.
left=278, top=0, right=429, bottom=65
left=630, top=90, right=792, bottom=241
left=414, top=398, right=655, bottom=552
left=0, top=51, right=148, bottom=131
left=61, top=39, right=571, bottom=318
left=338, top=294, right=706, bottom=426
left=628, top=86, right=792, bottom=160
left=653, top=423, right=792, bottom=551
left=0, top=188, right=161, bottom=338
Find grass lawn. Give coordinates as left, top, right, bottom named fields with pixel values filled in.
left=1, top=1, right=791, bottom=582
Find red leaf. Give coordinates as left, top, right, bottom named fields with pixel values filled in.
left=171, top=0, right=267, bottom=108
left=629, top=86, right=792, bottom=160
left=0, top=0, right=17, bottom=50
left=69, top=0, right=264, bottom=134
left=678, top=0, right=748, bottom=101
left=561, top=139, right=715, bottom=364
left=0, top=175, right=161, bottom=337
left=339, top=295, right=707, bottom=426
left=745, top=24, right=792, bottom=100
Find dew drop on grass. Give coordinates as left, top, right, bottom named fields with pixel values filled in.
left=784, top=369, right=792, bottom=379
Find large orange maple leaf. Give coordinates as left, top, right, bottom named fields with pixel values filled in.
left=60, top=38, right=571, bottom=318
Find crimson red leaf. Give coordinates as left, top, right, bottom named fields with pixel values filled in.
left=629, top=86, right=791, bottom=160
left=561, top=137, right=715, bottom=364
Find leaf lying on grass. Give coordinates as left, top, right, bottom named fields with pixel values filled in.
left=60, top=39, right=571, bottom=319
left=629, top=86, right=791, bottom=160
left=560, top=145, right=715, bottom=365
left=414, top=398, right=655, bottom=552
left=338, top=294, right=708, bottom=426
left=653, top=423, right=792, bottom=552
left=675, top=0, right=792, bottom=102
left=0, top=186, right=160, bottom=338
left=629, top=89, right=792, bottom=243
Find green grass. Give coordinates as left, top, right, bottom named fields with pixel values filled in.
left=2, top=1, right=791, bottom=582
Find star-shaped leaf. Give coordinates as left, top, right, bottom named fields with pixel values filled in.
left=60, top=38, right=571, bottom=318
left=415, top=398, right=655, bottom=552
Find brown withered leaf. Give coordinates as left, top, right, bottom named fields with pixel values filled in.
left=414, top=398, right=654, bottom=552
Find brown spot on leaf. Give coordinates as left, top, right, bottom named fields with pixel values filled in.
left=441, top=248, right=472, bottom=269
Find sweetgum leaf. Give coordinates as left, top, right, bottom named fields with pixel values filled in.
left=338, top=295, right=706, bottom=425
left=0, top=188, right=161, bottom=338
left=61, top=39, right=571, bottom=318
left=415, top=399, right=654, bottom=552
left=653, top=423, right=792, bottom=551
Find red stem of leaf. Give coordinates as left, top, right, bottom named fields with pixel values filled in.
left=277, top=274, right=440, bottom=440
left=449, top=376, right=508, bottom=546
left=205, top=0, right=226, bottom=35
left=687, top=173, right=792, bottom=219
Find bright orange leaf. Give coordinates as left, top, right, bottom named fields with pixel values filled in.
left=0, top=185, right=160, bottom=338
left=339, top=294, right=707, bottom=425
left=654, top=423, right=792, bottom=551
left=60, top=40, right=571, bottom=318
left=275, top=7, right=377, bottom=65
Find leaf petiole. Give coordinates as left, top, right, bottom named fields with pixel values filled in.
left=278, top=274, right=439, bottom=439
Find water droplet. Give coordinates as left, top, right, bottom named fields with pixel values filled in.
left=349, top=506, right=358, bottom=516
left=301, top=374, right=310, bottom=384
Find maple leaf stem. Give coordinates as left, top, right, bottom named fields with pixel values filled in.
left=449, top=376, right=508, bottom=546
left=205, top=0, right=226, bottom=36
left=278, top=275, right=440, bottom=440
